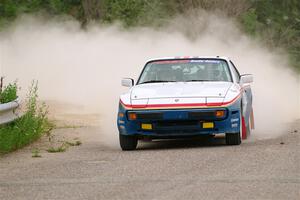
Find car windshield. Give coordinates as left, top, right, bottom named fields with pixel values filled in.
left=138, top=59, right=232, bottom=84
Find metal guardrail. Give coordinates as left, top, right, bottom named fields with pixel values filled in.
left=0, top=98, right=20, bottom=125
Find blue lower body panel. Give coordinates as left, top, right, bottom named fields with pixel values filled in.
left=117, top=101, right=241, bottom=138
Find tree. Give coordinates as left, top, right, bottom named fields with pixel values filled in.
left=81, top=0, right=102, bottom=24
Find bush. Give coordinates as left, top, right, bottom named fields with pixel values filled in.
left=102, top=0, right=147, bottom=26
left=0, top=81, right=51, bottom=153
left=240, top=8, right=260, bottom=36
left=0, top=82, right=18, bottom=104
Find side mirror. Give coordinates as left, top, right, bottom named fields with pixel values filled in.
left=240, top=74, right=253, bottom=84
left=121, top=78, right=134, bottom=87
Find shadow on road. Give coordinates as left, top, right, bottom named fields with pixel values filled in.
left=138, top=136, right=227, bottom=151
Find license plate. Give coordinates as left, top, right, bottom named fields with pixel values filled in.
left=141, top=123, right=153, bottom=130
left=202, top=122, right=214, bottom=129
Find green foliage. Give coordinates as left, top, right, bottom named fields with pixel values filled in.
left=240, top=8, right=260, bottom=36
left=66, top=140, right=82, bottom=146
left=0, top=0, right=83, bottom=29
left=0, top=82, right=18, bottom=103
left=102, top=0, right=144, bottom=26
left=0, top=0, right=299, bottom=69
left=32, top=148, right=42, bottom=157
left=0, top=81, right=52, bottom=153
left=101, top=0, right=168, bottom=26
left=239, top=0, right=300, bottom=70
left=47, top=143, right=68, bottom=153
left=49, top=0, right=67, bottom=14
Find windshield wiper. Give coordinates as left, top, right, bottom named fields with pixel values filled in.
left=139, top=80, right=175, bottom=84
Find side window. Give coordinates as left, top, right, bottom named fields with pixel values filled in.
left=230, top=61, right=240, bottom=82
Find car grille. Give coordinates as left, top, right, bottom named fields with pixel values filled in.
left=153, top=120, right=201, bottom=134
left=188, top=111, right=215, bottom=120
left=136, top=113, right=163, bottom=120
left=156, top=120, right=199, bottom=127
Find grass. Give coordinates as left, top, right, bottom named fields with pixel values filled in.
left=47, top=143, right=68, bottom=153
left=32, top=148, right=42, bottom=158
left=0, top=81, right=52, bottom=154
left=54, top=124, right=84, bottom=129
left=46, top=139, right=82, bottom=153
left=66, top=140, right=82, bottom=146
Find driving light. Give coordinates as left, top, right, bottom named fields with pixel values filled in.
left=128, top=113, right=137, bottom=120
left=118, top=113, right=124, bottom=118
left=215, top=110, right=225, bottom=118
left=203, top=122, right=214, bottom=129
left=141, top=123, right=152, bottom=130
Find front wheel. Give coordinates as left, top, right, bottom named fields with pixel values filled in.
left=225, top=132, right=241, bottom=145
left=119, top=134, right=138, bottom=151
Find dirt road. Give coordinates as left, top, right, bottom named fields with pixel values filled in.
left=0, top=122, right=299, bottom=200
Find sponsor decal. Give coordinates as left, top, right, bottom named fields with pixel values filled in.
left=190, top=60, right=222, bottom=63
left=118, top=120, right=125, bottom=124
left=154, top=60, right=189, bottom=64
left=231, top=118, right=239, bottom=122
left=153, top=59, right=222, bottom=64
left=231, top=123, right=238, bottom=128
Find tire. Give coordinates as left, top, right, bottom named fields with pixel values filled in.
left=119, top=134, right=138, bottom=151
left=226, top=132, right=241, bottom=145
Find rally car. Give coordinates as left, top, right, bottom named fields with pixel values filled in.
left=117, top=56, right=254, bottom=150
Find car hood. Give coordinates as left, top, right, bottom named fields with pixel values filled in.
left=131, top=82, right=232, bottom=100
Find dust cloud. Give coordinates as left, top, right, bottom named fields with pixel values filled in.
left=0, top=12, right=299, bottom=146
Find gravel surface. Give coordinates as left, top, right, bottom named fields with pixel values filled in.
left=0, top=123, right=299, bottom=200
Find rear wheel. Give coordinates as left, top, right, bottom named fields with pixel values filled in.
left=119, top=134, right=138, bottom=151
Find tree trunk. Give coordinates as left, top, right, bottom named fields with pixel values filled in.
left=81, top=0, right=102, bottom=25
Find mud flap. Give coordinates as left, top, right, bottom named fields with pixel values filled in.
left=250, top=107, right=255, bottom=130
left=242, top=116, right=247, bottom=140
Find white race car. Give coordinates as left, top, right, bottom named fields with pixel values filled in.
left=117, top=56, right=254, bottom=150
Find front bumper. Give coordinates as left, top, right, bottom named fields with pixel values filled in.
left=117, top=102, right=241, bottom=137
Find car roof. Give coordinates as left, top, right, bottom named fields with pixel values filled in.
left=146, top=56, right=230, bottom=63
